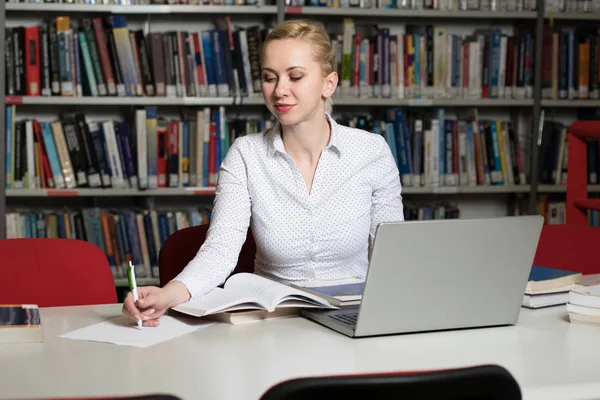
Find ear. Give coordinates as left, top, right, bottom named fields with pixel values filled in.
left=322, top=71, right=338, bottom=99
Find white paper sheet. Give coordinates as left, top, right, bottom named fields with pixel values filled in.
left=59, top=315, right=214, bottom=347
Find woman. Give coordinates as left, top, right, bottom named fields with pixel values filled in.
left=123, top=19, right=404, bottom=326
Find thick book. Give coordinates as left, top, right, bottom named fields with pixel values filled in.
left=525, top=265, right=583, bottom=294
left=0, top=305, right=43, bottom=344
left=171, top=273, right=337, bottom=318
left=522, top=292, right=570, bottom=309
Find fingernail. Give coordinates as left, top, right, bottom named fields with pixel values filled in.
left=148, top=309, right=156, bottom=315
left=143, top=316, right=149, bottom=321
left=138, top=299, right=144, bottom=306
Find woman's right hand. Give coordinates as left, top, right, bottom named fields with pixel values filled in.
left=122, top=281, right=191, bottom=327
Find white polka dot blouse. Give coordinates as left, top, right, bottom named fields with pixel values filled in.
left=174, top=112, right=405, bottom=298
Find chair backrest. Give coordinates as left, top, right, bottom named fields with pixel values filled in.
left=158, top=224, right=256, bottom=287
left=533, top=224, right=600, bottom=274
left=566, top=121, right=600, bottom=226
left=0, top=238, right=117, bottom=307
left=259, top=364, right=521, bottom=400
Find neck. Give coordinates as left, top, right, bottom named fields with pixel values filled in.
left=281, top=113, right=331, bottom=163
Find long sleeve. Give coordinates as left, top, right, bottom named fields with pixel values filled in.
left=173, top=139, right=252, bottom=298
left=369, top=136, right=405, bottom=240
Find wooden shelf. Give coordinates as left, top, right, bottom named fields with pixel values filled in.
left=537, top=185, right=600, bottom=193
left=6, top=186, right=532, bottom=197
left=5, top=96, right=533, bottom=107
left=5, top=3, right=277, bottom=14
left=6, top=188, right=216, bottom=197
left=285, top=6, right=537, bottom=19
left=545, top=11, right=600, bottom=20
left=5, top=95, right=265, bottom=106
left=403, top=185, right=531, bottom=194
left=542, top=100, right=600, bottom=107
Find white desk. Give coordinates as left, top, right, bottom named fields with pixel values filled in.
left=1, top=304, right=599, bottom=400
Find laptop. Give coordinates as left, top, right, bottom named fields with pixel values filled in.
left=301, top=215, right=544, bottom=338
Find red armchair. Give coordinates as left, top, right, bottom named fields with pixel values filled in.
left=0, top=238, right=117, bottom=307
left=158, top=224, right=256, bottom=287
left=533, top=121, right=600, bottom=275
left=565, top=121, right=600, bottom=226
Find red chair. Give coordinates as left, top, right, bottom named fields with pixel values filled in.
left=158, top=224, right=256, bottom=287
left=532, top=121, right=600, bottom=275
left=533, top=224, right=600, bottom=274
left=0, top=238, right=117, bottom=307
left=259, top=364, right=521, bottom=400
left=565, top=121, right=600, bottom=226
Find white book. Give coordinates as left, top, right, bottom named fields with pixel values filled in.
left=172, top=273, right=336, bottom=318
left=361, top=38, right=371, bottom=99
left=102, top=121, right=126, bottom=189
left=434, top=27, right=447, bottom=99
left=341, top=19, right=355, bottom=98
left=397, top=33, right=404, bottom=99
left=238, top=29, right=254, bottom=97
left=135, top=110, right=148, bottom=189
left=51, top=121, right=77, bottom=189
left=498, top=35, right=508, bottom=99
left=424, top=128, right=433, bottom=187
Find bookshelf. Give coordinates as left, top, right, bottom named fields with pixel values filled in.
left=4, top=0, right=600, bottom=287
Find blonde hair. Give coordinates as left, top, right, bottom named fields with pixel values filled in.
left=261, top=19, right=336, bottom=114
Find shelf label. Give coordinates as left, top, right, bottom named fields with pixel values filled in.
left=286, top=6, right=302, bottom=13
left=6, top=96, right=22, bottom=105
left=46, top=189, right=79, bottom=197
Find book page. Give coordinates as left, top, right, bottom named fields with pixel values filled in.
left=224, top=273, right=335, bottom=311
left=172, top=287, right=266, bottom=317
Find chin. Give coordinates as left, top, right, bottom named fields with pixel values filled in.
left=272, top=109, right=301, bottom=125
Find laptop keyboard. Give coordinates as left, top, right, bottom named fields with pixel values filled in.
left=329, top=312, right=358, bottom=326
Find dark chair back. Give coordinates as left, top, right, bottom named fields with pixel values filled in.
left=158, top=224, right=256, bottom=287
left=259, top=364, right=521, bottom=400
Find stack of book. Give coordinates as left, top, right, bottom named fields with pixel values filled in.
left=567, top=285, right=600, bottom=326
left=0, top=304, right=43, bottom=344
left=522, top=266, right=583, bottom=309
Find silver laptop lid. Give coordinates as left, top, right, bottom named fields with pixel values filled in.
left=354, top=215, right=544, bottom=337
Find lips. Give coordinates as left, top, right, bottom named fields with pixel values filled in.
left=275, top=104, right=295, bottom=113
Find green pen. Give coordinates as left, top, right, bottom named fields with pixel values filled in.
left=127, top=261, right=142, bottom=330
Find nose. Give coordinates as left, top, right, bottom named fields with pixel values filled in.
left=274, top=80, right=289, bottom=98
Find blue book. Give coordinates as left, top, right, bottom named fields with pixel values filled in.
left=526, top=266, right=582, bottom=293
left=305, top=282, right=365, bottom=298
left=297, top=282, right=365, bottom=306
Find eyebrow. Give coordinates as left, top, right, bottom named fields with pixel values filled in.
left=261, top=66, right=307, bottom=73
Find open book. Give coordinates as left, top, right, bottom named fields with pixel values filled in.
left=171, top=273, right=338, bottom=319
